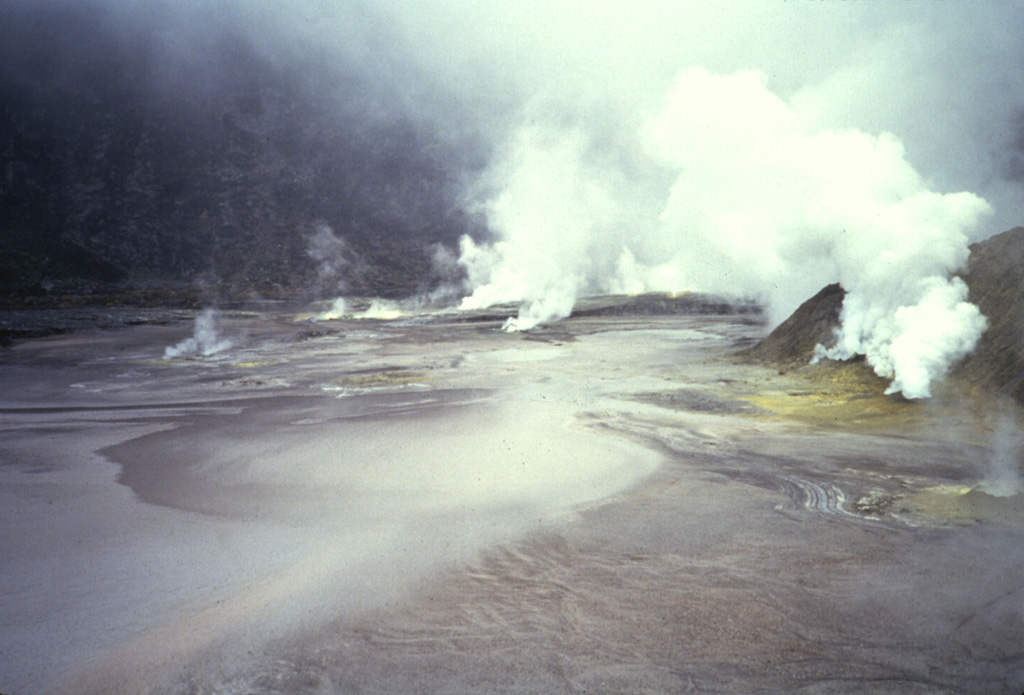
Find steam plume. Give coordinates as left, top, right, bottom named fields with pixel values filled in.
left=313, top=297, right=347, bottom=322
left=978, top=413, right=1024, bottom=497
left=164, top=309, right=233, bottom=359
left=455, top=56, right=1003, bottom=397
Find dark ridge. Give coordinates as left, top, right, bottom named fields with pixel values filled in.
left=0, top=306, right=195, bottom=345
left=442, top=294, right=765, bottom=327
left=569, top=293, right=763, bottom=319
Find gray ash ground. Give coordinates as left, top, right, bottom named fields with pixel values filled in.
left=1, top=295, right=1023, bottom=694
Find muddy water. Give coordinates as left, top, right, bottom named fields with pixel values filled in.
left=1, top=301, right=1022, bottom=694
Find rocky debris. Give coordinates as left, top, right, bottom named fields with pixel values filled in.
left=851, top=490, right=900, bottom=518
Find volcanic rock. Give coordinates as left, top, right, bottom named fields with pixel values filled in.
left=955, top=226, right=1024, bottom=402
left=741, top=282, right=845, bottom=369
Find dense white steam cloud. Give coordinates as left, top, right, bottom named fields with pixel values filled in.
left=457, top=67, right=992, bottom=396
left=650, top=68, right=990, bottom=399
left=438, top=1, right=1024, bottom=399
left=458, top=125, right=657, bottom=331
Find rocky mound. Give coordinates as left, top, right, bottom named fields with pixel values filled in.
left=746, top=227, right=1024, bottom=403
left=742, top=283, right=844, bottom=368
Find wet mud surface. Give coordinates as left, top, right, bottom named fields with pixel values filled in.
left=1, top=299, right=1023, bottom=694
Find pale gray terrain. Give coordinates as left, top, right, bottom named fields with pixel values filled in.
left=1, top=299, right=1022, bottom=694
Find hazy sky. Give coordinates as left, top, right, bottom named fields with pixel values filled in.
left=329, top=0, right=1024, bottom=232
left=7, top=0, right=1019, bottom=229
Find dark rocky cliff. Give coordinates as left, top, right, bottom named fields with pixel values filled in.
left=0, top=2, right=482, bottom=303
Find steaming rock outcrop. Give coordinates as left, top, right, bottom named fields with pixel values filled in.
left=742, top=283, right=844, bottom=369
left=747, top=227, right=1024, bottom=404
left=955, top=226, right=1024, bottom=402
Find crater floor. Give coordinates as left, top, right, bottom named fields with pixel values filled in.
left=1, top=299, right=1022, bottom=694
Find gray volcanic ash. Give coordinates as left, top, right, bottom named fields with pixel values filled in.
left=4, top=301, right=1023, bottom=694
